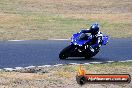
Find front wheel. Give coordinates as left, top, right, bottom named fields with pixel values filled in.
left=59, top=52, right=67, bottom=59
left=59, top=45, right=74, bottom=60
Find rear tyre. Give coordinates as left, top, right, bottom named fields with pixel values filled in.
left=85, top=47, right=100, bottom=59
left=59, top=45, right=74, bottom=60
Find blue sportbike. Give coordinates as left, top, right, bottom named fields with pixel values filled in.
left=59, top=31, right=109, bottom=59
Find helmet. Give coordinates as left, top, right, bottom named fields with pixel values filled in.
left=89, top=23, right=99, bottom=34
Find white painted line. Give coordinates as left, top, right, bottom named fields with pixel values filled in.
left=4, top=68, right=14, bottom=71
left=8, top=39, right=71, bottom=41
left=119, top=60, right=132, bottom=62
left=1, top=60, right=132, bottom=71
left=84, top=63, right=90, bottom=65
left=69, top=63, right=78, bottom=65
left=37, top=66, right=45, bottom=68
left=37, top=65, right=52, bottom=68
left=15, top=67, right=23, bottom=70
left=89, top=62, right=103, bottom=64
left=25, top=66, right=36, bottom=69
left=48, top=39, right=70, bottom=40
left=53, top=64, right=63, bottom=67
left=119, top=61, right=127, bottom=62
left=125, top=60, right=132, bottom=62
left=106, top=61, right=115, bottom=63
left=8, top=40, right=25, bottom=42
left=43, top=65, right=51, bottom=67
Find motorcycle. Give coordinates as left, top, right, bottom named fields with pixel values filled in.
left=59, top=30, right=109, bottom=59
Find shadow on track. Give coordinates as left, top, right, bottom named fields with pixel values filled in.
left=59, top=57, right=104, bottom=61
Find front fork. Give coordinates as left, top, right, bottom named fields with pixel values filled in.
left=71, top=42, right=98, bottom=53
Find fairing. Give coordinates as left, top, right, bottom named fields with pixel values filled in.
left=71, top=32, right=109, bottom=46
left=71, top=33, right=90, bottom=46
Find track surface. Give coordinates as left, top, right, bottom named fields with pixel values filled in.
left=0, top=38, right=132, bottom=68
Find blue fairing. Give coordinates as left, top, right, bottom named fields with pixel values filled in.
left=71, top=32, right=91, bottom=46
left=71, top=32, right=109, bottom=46
left=102, top=35, right=109, bottom=45
left=72, top=39, right=90, bottom=46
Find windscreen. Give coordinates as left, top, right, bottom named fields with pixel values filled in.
left=77, top=33, right=89, bottom=41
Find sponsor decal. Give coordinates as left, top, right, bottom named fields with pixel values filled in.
left=76, top=65, right=131, bottom=85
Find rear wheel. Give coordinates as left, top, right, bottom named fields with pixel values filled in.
left=59, top=45, right=74, bottom=60
left=85, top=47, right=100, bottom=59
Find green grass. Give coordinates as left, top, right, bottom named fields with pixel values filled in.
left=0, top=0, right=132, bottom=40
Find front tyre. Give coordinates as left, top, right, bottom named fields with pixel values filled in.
left=59, top=45, right=74, bottom=60
left=59, top=52, right=67, bottom=59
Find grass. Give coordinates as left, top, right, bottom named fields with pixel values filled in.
left=0, top=62, right=132, bottom=87
left=0, top=0, right=132, bottom=40
left=84, top=62, right=132, bottom=74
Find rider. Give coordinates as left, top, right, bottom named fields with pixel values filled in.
left=80, top=23, right=103, bottom=52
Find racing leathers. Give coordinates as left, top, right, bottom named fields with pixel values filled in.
left=80, top=29, right=103, bottom=52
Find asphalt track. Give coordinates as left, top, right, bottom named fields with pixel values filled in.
left=0, top=38, right=132, bottom=68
